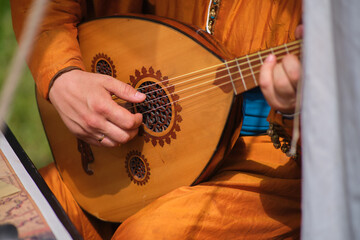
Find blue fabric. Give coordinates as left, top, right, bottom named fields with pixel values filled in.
left=240, top=87, right=271, bottom=136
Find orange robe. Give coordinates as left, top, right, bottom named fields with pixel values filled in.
left=11, top=0, right=302, bottom=239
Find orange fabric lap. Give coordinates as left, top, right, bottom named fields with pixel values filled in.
left=40, top=135, right=300, bottom=239
left=113, top=135, right=301, bottom=239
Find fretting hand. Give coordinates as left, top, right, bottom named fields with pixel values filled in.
left=259, top=25, right=303, bottom=114
left=49, top=69, right=146, bottom=147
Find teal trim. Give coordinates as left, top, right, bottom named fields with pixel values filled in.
left=240, top=88, right=271, bottom=136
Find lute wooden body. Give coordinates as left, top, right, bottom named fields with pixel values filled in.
left=37, top=15, right=301, bottom=222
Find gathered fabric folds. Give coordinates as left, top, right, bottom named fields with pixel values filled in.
left=13, top=0, right=302, bottom=239
left=41, top=135, right=301, bottom=239
left=113, top=135, right=301, bottom=239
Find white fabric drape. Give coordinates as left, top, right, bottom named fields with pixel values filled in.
left=302, top=0, right=360, bottom=239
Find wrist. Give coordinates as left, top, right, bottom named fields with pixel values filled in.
left=275, top=110, right=300, bottom=120
left=48, top=67, right=83, bottom=100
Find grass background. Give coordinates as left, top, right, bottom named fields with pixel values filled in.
left=0, top=1, right=53, bottom=168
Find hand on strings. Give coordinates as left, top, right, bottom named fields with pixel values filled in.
left=259, top=25, right=303, bottom=114
left=48, top=70, right=146, bottom=147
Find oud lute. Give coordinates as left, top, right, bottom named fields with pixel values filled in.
left=37, top=15, right=301, bottom=222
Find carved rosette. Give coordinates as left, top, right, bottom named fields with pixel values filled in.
left=130, top=67, right=182, bottom=147
left=91, top=53, right=117, bottom=78
left=125, top=150, right=150, bottom=185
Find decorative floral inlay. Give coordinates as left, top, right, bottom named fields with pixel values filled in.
left=130, top=67, right=183, bottom=147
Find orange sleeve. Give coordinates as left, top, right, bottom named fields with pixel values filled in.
left=10, top=0, right=86, bottom=99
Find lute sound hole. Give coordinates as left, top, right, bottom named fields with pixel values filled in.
left=136, top=81, right=172, bottom=133
left=129, top=156, right=146, bottom=181
left=125, top=150, right=150, bottom=185
left=96, top=60, right=112, bottom=76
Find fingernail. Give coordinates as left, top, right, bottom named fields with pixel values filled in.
left=135, top=91, right=146, bottom=99
left=265, top=54, right=276, bottom=63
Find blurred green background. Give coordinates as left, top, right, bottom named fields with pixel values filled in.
left=0, top=1, right=53, bottom=168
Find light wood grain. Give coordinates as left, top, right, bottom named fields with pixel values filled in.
left=37, top=16, right=239, bottom=222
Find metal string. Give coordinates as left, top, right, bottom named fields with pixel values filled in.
left=124, top=49, right=301, bottom=115
left=114, top=44, right=302, bottom=113
left=132, top=40, right=302, bottom=95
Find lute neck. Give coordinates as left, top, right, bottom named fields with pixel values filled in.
left=225, top=40, right=302, bottom=95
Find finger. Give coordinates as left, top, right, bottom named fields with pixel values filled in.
left=80, top=99, right=142, bottom=143
left=90, top=97, right=143, bottom=131
left=82, top=117, right=140, bottom=146
left=272, top=63, right=297, bottom=101
left=259, top=54, right=277, bottom=101
left=83, top=134, right=119, bottom=147
left=59, top=115, right=119, bottom=147
left=93, top=134, right=119, bottom=147
left=260, top=55, right=296, bottom=112
left=71, top=123, right=121, bottom=148
left=295, top=24, right=304, bottom=39
left=102, top=76, right=146, bottom=103
left=281, top=54, right=302, bottom=90
left=101, top=121, right=140, bottom=144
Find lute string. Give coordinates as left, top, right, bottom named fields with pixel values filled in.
left=139, top=47, right=301, bottom=109
left=119, top=48, right=301, bottom=113
left=113, top=43, right=301, bottom=108
left=114, top=45, right=301, bottom=113
left=123, top=49, right=301, bottom=115
left=132, top=40, right=302, bottom=94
